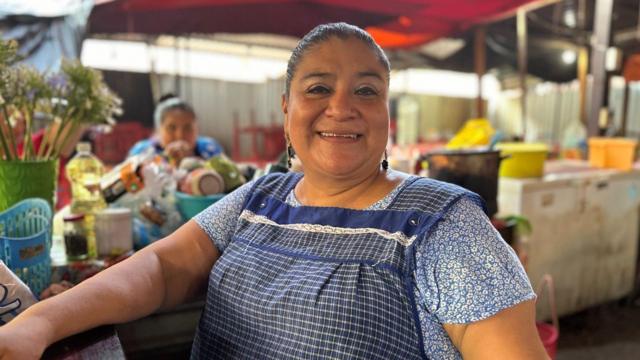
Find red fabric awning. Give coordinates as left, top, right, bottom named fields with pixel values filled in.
left=89, top=0, right=541, bottom=48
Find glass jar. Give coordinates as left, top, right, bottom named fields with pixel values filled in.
left=63, top=213, right=88, bottom=261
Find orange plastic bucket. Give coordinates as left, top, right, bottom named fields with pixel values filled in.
left=588, top=137, right=637, bottom=171
left=536, top=274, right=559, bottom=359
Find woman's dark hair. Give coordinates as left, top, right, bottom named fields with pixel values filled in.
left=153, top=94, right=196, bottom=129
left=285, top=22, right=390, bottom=98
left=158, top=93, right=178, bottom=103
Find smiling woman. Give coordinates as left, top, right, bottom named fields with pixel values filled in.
left=0, top=23, right=548, bottom=360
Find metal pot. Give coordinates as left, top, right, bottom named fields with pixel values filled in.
left=423, top=149, right=505, bottom=218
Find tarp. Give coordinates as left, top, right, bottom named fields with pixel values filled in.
left=0, top=0, right=89, bottom=18
left=89, top=0, right=541, bottom=48
left=0, top=0, right=93, bottom=72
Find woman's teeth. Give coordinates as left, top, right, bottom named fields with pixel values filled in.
left=319, top=132, right=359, bottom=139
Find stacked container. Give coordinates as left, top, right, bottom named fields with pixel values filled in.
left=588, top=137, right=637, bottom=171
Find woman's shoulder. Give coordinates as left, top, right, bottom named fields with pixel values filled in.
left=415, top=196, right=534, bottom=323
left=128, top=138, right=157, bottom=157
left=390, top=175, right=486, bottom=215
left=252, top=172, right=302, bottom=198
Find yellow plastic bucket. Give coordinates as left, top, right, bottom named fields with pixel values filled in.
left=496, top=143, right=549, bottom=178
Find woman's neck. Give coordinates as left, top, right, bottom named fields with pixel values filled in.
left=294, top=168, right=406, bottom=209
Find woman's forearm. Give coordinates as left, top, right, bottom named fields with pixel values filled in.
left=5, top=220, right=217, bottom=349
left=10, top=246, right=167, bottom=347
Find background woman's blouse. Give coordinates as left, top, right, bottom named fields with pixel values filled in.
left=127, top=135, right=223, bottom=158
left=195, top=179, right=535, bottom=359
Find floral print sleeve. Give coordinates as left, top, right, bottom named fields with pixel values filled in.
left=194, top=180, right=254, bottom=253
left=415, top=197, right=535, bottom=324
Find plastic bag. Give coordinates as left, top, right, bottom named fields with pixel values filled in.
left=0, top=261, right=37, bottom=325
left=109, top=155, right=182, bottom=249
left=204, top=155, right=246, bottom=193
left=446, top=118, right=495, bottom=149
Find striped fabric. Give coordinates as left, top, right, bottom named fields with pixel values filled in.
left=192, top=173, right=486, bottom=359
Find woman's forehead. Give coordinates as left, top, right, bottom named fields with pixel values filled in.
left=163, top=109, right=195, bottom=123
left=295, top=37, right=387, bottom=77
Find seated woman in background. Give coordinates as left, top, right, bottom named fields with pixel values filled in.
left=128, top=95, right=224, bottom=166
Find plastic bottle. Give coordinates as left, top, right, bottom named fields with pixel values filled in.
left=65, top=142, right=107, bottom=259
left=100, top=151, right=158, bottom=203
left=101, top=157, right=144, bottom=203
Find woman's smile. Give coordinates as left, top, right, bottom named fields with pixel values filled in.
left=317, top=131, right=362, bottom=142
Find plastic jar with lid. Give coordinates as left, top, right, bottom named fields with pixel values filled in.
left=63, top=213, right=89, bottom=261
left=95, top=208, right=133, bottom=257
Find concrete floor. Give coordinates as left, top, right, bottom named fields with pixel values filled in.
left=556, top=297, right=640, bottom=360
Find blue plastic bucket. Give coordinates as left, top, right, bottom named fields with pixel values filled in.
left=175, top=192, right=225, bottom=220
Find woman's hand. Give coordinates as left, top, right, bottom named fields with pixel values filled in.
left=0, top=317, right=50, bottom=360
left=164, top=140, right=194, bottom=166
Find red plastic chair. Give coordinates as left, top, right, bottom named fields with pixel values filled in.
left=536, top=274, right=559, bottom=359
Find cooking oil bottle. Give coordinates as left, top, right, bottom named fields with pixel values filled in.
left=65, top=142, right=106, bottom=259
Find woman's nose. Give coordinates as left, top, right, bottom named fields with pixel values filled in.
left=174, top=127, right=186, bottom=140
left=325, top=89, right=356, bottom=120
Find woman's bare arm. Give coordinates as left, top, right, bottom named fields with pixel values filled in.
left=0, top=220, right=218, bottom=359
left=444, top=299, right=549, bottom=360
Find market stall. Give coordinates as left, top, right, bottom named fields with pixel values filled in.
left=2, top=0, right=640, bottom=358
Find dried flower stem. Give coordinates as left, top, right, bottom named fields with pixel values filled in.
left=36, top=120, right=54, bottom=159
left=52, top=121, right=79, bottom=159
left=0, top=124, right=11, bottom=160
left=1, top=107, right=17, bottom=160
left=21, top=106, right=34, bottom=160
left=0, top=106, right=13, bottom=160
left=45, top=113, right=71, bottom=159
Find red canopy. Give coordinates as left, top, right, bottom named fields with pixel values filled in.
left=89, top=0, right=541, bottom=48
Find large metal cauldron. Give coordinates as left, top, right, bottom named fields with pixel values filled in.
left=423, top=149, right=503, bottom=218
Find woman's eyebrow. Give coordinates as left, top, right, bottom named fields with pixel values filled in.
left=301, top=72, right=332, bottom=81
left=357, top=71, right=384, bottom=81
left=300, top=71, right=384, bottom=81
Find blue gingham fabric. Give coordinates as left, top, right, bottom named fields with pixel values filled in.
left=193, top=172, right=534, bottom=359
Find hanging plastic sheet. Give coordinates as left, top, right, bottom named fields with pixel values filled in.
left=0, top=0, right=93, bottom=72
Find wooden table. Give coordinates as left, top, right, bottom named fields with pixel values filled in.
left=42, top=326, right=125, bottom=360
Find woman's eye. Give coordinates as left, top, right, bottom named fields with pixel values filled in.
left=166, top=125, right=176, bottom=132
left=355, top=87, right=378, bottom=96
left=307, top=85, right=330, bottom=94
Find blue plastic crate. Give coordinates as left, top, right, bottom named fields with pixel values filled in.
left=0, top=198, right=52, bottom=297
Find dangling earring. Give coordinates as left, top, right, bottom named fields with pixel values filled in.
left=287, top=144, right=295, bottom=168
left=381, top=150, right=389, bottom=171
